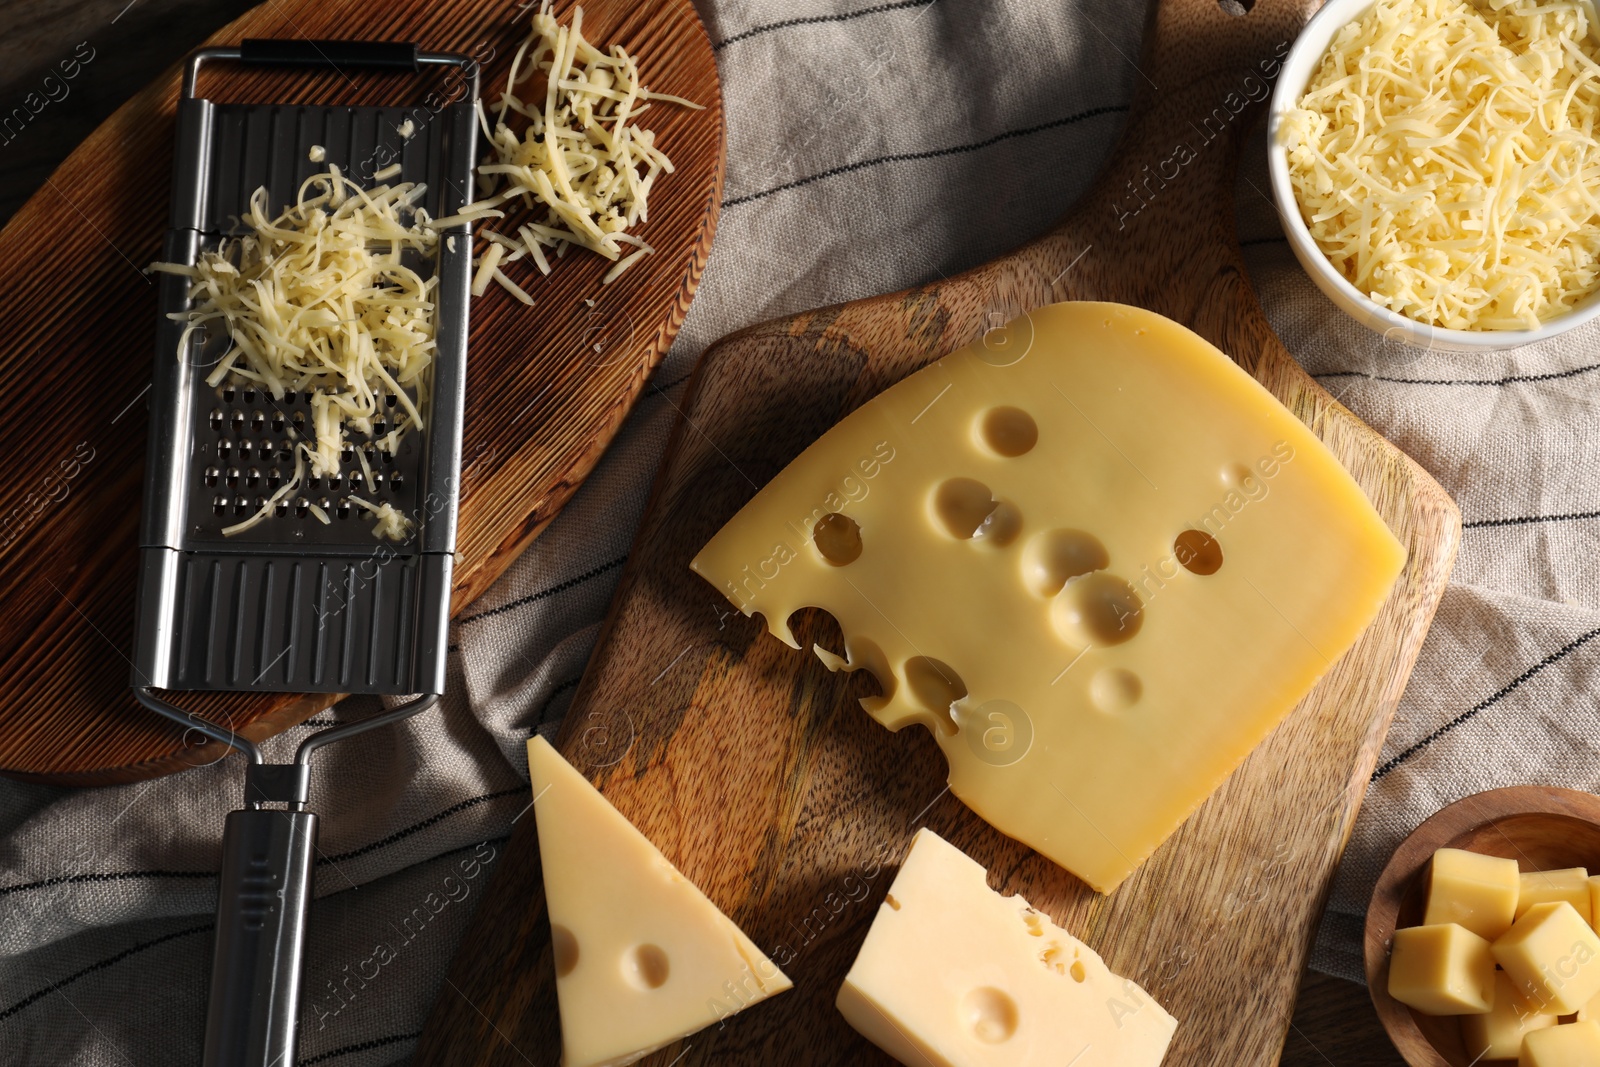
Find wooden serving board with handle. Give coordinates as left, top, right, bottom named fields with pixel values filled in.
left=0, top=0, right=722, bottom=784
left=417, top=0, right=1460, bottom=1062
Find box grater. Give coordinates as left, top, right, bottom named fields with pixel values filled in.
left=130, top=40, right=478, bottom=1067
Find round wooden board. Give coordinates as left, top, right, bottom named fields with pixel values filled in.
left=0, top=0, right=724, bottom=784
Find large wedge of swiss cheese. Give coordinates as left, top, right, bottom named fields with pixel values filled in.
left=526, top=736, right=791, bottom=1066
left=691, top=302, right=1405, bottom=892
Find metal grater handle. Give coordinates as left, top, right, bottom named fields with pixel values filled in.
left=203, top=808, right=318, bottom=1067
left=238, top=38, right=420, bottom=71
left=183, top=40, right=481, bottom=100
left=136, top=688, right=440, bottom=1065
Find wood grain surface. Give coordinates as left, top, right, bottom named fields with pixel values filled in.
left=416, top=0, right=1461, bottom=1064
left=0, top=0, right=723, bottom=784
left=1365, top=787, right=1600, bottom=1067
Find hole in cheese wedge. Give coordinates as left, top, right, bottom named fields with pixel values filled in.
left=812, top=512, right=862, bottom=566
left=525, top=736, right=791, bottom=1066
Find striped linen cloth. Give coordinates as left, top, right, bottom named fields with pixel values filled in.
left=3, top=0, right=1599, bottom=1062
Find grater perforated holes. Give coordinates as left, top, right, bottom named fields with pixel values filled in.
left=214, top=495, right=228, bottom=515
left=233, top=498, right=250, bottom=516
left=218, top=440, right=232, bottom=459
left=284, top=390, right=297, bottom=404
left=272, top=411, right=285, bottom=433
left=388, top=471, right=404, bottom=490
left=328, top=473, right=343, bottom=490
left=225, top=468, right=240, bottom=488
left=274, top=500, right=288, bottom=517
left=307, top=474, right=321, bottom=490
left=340, top=443, right=354, bottom=464
left=245, top=468, right=261, bottom=488
left=292, top=412, right=306, bottom=430
left=385, top=392, right=397, bottom=409
left=243, top=388, right=256, bottom=403
left=337, top=500, right=351, bottom=519
left=252, top=410, right=266, bottom=432
left=373, top=417, right=389, bottom=435
left=204, top=466, right=220, bottom=488
left=230, top=410, right=244, bottom=430
left=221, top=386, right=235, bottom=403
left=267, top=469, right=283, bottom=489
left=294, top=498, right=309, bottom=518
left=239, top=440, right=253, bottom=460
left=209, top=409, right=223, bottom=431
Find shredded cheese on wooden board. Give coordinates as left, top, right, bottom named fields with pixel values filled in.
left=1284, top=0, right=1600, bottom=330
left=464, top=0, right=703, bottom=298
left=150, top=167, right=432, bottom=540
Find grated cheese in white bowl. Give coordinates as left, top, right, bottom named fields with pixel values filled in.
left=1279, top=0, right=1600, bottom=335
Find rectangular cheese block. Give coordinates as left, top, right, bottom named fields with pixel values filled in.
left=1518, top=868, right=1591, bottom=924
left=526, top=736, right=791, bottom=1067
left=1520, top=1020, right=1600, bottom=1066
left=692, top=302, right=1406, bottom=892
left=1494, top=902, right=1600, bottom=1015
left=1461, top=972, right=1557, bottom=1060
left=836, top=828, right=1176, bottom=1066
left=1426, top=848, right=1520, bottom=941
left=1388, top=923, right=1496, bottom=1016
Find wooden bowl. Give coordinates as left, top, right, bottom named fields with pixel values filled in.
left=1365, top=786, right=1600, bottom=1066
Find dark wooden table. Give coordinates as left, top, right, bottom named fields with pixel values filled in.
left=0, top=2, right=1406, bottom=1063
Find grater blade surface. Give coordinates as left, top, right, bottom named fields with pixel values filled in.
left=135, top=91, right=475, bottom=696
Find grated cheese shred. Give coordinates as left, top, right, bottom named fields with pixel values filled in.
left=1284, top=0, right=1600, bottom=330
left=150, top=168, right=429, bottom=541
left=460, top=1, right=703, bottom=295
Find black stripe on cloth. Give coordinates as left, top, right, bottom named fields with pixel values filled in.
left=653, top=367, right=696, bottom=393
left=0, top=924, right=212, bottom=1023
left=536, top=676, right=584, bottom=720
left=1372, top=626, right=1600, bottom=781
left=300, top=1031, right=422, bottom=1065
left=715, top=0, right=933, bottom=50
left=723, top=104, right=1129, bottom=208
left=316, top=788, right=525, bottom=865
left=0, top=789, right=525, bottom=898
left=1464, top=510, right=1600, bottom=530
left=454, top=555, right=628, bottom=626
left=0, top=837, right=513, bottom=1027
left=1315, top=361, right=1600, bottom=388
left=0, top=869, right=215, bottom=899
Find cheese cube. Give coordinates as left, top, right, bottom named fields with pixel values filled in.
left=692, top=302, right=1405, bottom=892
left=1519, top=869, right=1591, bottom=924
left=1388, top=924, right=1496, bottom=1015
left=1493, top=902, right=1600, bottom=1015
left=1519, top=1020, right=1600, bottom=1066
left=1425, top=848, right=1520, bottom=941
left=1461, top=972, right=1558, bottom=1060
left=1587, top=876, right=1600, bottom=933
left=526, top=737, right=791, bottom=1067
left=836, top=828, right=1176, bottom=1066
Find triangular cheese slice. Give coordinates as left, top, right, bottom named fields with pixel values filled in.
left=526, top=736, right=791, bottom=1067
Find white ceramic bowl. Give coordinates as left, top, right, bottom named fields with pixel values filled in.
left=1266, top=0, right=1600, bottom=352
